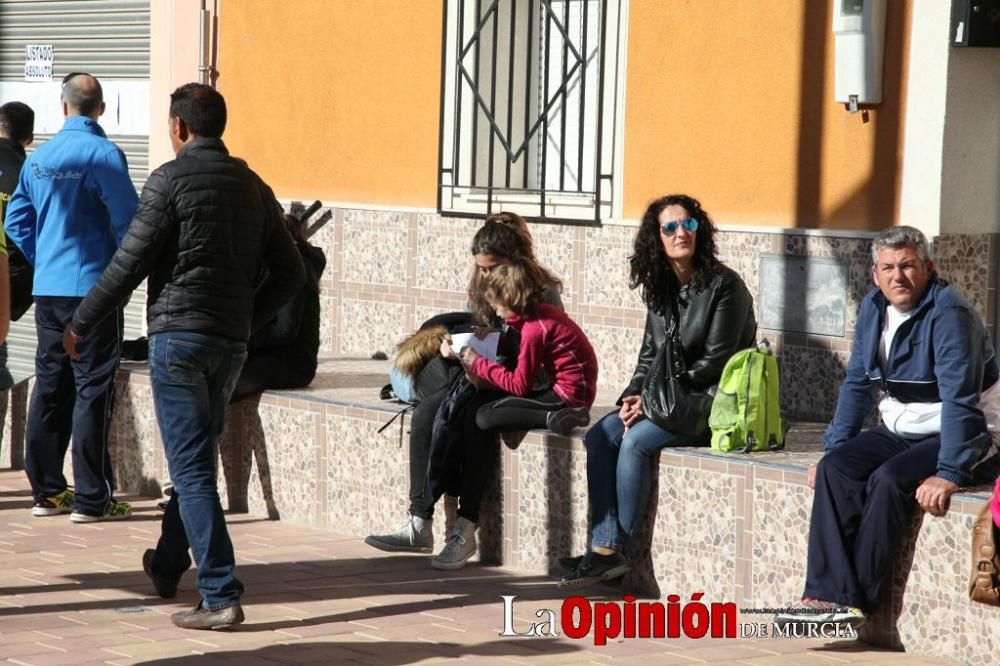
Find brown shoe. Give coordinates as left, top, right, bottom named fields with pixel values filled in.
left=171, top=602, right=244, bottom=630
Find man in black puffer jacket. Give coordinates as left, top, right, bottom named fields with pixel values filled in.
left=63, top=83, right=305, bottom=630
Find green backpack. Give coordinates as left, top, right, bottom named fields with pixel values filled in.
left=709, top=341, right=785, bottom=453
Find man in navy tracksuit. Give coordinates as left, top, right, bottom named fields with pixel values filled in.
left=778, top=226, right=1000, bottom=628
left=4, top=73, right=138, bottom=522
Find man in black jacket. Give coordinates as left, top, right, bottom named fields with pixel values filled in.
left=63, top=83, right=305, bottom=630
left=0, top=101, right=34, bottom=386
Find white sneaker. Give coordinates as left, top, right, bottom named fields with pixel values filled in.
left=365, top=514, right=433, bottom=553
left=431, top=517, right=477, bottom=570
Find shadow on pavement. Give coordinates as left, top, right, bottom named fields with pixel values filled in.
left=139, top=638, right=582, bottom=665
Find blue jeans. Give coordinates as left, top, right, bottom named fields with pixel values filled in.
left=585, top=410, right=708, bottom=550
left=148, top=332, right=247, bottom=609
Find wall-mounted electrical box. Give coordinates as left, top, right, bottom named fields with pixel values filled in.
left=951, top=0, right=1000, bottom=47
left=833, top=0, right=888, bottom=111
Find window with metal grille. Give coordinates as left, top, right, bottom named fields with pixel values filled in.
left=438, top=0, right=625, bottom=223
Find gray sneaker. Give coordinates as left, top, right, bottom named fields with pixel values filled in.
left=431, top=517, right=477, bottom=570
left=365, top=514, right=433, bottom=553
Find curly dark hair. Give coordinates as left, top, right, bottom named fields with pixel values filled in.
left=629, top=194, right=721, bottom=313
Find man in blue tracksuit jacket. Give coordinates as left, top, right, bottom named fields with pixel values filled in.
left=777, top=226, right=1000, bottom=628
left=4, top=73, right=138, bottom=523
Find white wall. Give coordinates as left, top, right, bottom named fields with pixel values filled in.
left=149, top=0, right=205, bottom=170
left=0, top=81, right=149, bottom=136
left=939, top=46, right=1000, bottom=234
left=897, top=0, right=950, bottom=237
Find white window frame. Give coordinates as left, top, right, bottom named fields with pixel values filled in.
left=438, top=0, right=628, bottom=223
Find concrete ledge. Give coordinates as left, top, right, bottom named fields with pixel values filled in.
left=3, top=357, right=997, bottom=664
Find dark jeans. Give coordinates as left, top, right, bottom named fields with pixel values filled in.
left=407, top=387, right=450, bottom=519
left=148, top=331, right=246, bottom=610
left=25, top=297, right=122, bottom=514
left=804, top=426, right=1000, bottom=612
left=584, top=410, right=708, bottom=550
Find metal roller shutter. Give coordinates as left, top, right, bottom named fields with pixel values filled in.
left=0, top=0, right=150, bottom=382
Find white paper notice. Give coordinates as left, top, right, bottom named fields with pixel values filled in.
left=24, top=45, right=53, bottom=82
left=450, top=332, right=501, bottom=362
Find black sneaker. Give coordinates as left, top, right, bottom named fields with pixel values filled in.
left=546, top=406, right=591, bottom=436
left=143, top=549, right=190, bottom=599
left=558, top=551, right=630, bottom=589
left=558, top=554, right=583, bottom=573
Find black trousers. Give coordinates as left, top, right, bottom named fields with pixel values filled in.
left=24, top=297, right=122, bottom=514
left=803, top=425, right=998, bottom=611
left=474, top=389, right=563, bottom=430
left=433, top=389, right=504, bottom=524
left=408, top=387, right=563, bottom=521
left=229, top=352, right=315, bottom=403
left=407, top=386, right=449, bottom=519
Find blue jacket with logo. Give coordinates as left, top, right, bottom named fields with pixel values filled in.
left=823, top=276, right=998, bottom=485
left=3, top=115, right=137, bottom=296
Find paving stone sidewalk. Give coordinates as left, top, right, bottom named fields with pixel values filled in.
left=0, top=470, right=954, bottom=665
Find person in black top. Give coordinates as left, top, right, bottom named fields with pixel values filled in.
left=63, top=83, right=304, bottom=630
left=229, top=213, right=326, bottom=402
left=0, top=101, right=34, bottom=373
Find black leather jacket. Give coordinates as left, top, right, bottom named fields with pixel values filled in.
left=620, top=264, right=757, bottom=402
left=71, top=138, right=305, bottom=341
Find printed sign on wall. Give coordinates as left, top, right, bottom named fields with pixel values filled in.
left=24, top=45, right=54, bottom=82
left=759, top=255, right=849, bottom=337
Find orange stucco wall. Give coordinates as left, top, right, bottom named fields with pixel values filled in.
left=216, top=0, right=442, bottom=206
left=622, top=0, right=911, bottom=229
left=216, top=0, right=910, bottom=229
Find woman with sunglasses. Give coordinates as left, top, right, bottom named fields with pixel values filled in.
left=559, top=193, right=756, bottom=588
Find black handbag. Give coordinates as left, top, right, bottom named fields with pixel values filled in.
left=640, top=307, right=713, bottom=436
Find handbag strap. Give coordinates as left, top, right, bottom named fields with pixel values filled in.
left=666, top=292, right=687, bottom=375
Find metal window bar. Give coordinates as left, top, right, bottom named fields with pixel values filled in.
left=438, top=0, right=618, bottom=224
left=559, top=0, right=569, bottom=193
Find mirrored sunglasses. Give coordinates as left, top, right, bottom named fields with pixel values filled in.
left=661, top=218, right=699, bottom=236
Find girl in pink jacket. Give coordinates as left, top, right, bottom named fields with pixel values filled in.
left=459, top=257, right=599, bottom=434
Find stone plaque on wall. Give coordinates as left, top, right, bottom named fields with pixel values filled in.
left=759, top=255, right=849, bottom=337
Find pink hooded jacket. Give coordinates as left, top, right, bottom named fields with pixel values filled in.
left=992, top=476, right=1000, bottom=529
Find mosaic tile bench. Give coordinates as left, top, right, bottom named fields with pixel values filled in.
left=1, top=357, right=997, bottom=663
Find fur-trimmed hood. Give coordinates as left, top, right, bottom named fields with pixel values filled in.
left=394, top=324, right=448, bottom=377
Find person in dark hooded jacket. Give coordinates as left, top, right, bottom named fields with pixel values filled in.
left=229, top=213, right=326, bottom=402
